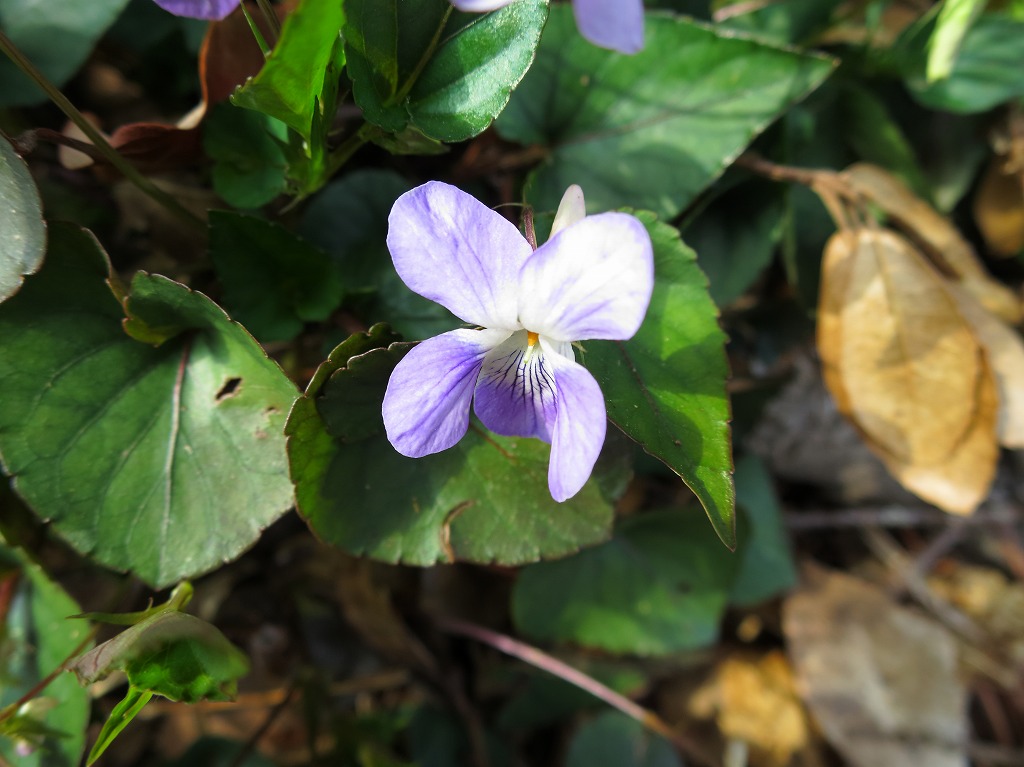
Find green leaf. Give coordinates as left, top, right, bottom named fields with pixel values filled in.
left=684, top=178, right=784, bottom=307
left=713, top=0, right=843, bottom=46
left=512, top=508, right=740, bottom=655
left=298, top=170, right=457, bottom=340
left=496, top=8, right=834, bottom=218
left=565, top=712, right=681, bottom=767
left=209, top=211, right=343, bottom=342
left=586, top=213, right=735, bottom=547
left=0, top=136, right=45, bottom=303
left=344, top=0, right=548, bottom=142
left=926, top=0, right=986, bottom=82
left=71, top=611, right=249, bottom=701
left=72, top=609, right=248, bottom=765
left=0, top=223, right=298, bottom=587
left=908, top=14, right=1024, bottom=113
left=231, top=0, right=344, bottom=139
left=0, top=543, right=92, bottom=767
left=0, top=0, right=131, bottom=106
left=730, top=454, right=797, bottom=606
left=286, top=325, right=614, bottom=565
left=203, top=103, right=289, bottom=209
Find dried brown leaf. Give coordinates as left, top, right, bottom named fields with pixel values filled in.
left=783, top=566, right=967, bottom=767
left=817, top=228, right=999, bottom=514
left=973, top=155, right=1024, bottom=258
left=949, top=284, right=1024, bottom=448
left=843, top=162, right=1021, bottom=323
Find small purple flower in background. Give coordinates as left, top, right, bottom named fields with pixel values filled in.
left=382, top=181, right=653, bottom=502
left=451, top=0, right=644, bottom=55
left=152, top=0, right=241, bottom=20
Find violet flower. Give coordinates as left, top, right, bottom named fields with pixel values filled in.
left=382, top=182, right=653, bottom=502
left=452, top=0, right=644, bottom=54
left=152, top=0, right=240, bottom=20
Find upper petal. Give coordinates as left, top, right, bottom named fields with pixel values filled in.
left=541, top=339, right=607, bottom=502
left=387, top=181, right=531, bottom=329
left=383, top=328, right=509, bottom=457
left=572, top=0, right=645, bottom=54
left=152, top=0, right=240, bottom=19
left=517, top=212, right=653, bottom=342
left=474, top=331, right=560, bottom=442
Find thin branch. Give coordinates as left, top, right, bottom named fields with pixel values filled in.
left=436, top=617, right=715, bottom=767
left=0, top=30, right=204, bottom=232
left=785, top=504, right=1019, bottom=530
left=227, top=679, right=297, bottom=767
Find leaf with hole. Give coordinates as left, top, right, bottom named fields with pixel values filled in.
left=0, top=223, right=298, bottom=587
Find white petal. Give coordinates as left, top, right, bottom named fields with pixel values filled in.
left=518, top=212, right=653, bottom=342
left=387, top=181, right=530, bottom=330
left=541, top=339, right=607, bottom=502
left=550, top=184, right=586, bottom=238
left=383, top=328, right=509, bottom=457
left=451, top=0, right=516, bottom=9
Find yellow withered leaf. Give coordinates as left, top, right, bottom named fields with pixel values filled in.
left=818, top=228, right=999, bottom=514
left=949, top=284, right=1024, bottom=449
left=973, top=155, right=1024, bottom=258
left=818, top=228, right=983, bottom=465
left=843, top=163, right=1021, bottom=323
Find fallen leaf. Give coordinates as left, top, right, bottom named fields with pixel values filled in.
left=783, top=566, right=968, bottom=767
left=948, top=284, right=1024, bottom=448
left=973, top=153, right=1024, bottom=257
left=843, top=162, right=1021, bottom=323
left=817, top=228, right=999, bottom=514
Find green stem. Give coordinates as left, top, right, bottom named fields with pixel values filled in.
left=389, top=6, right=454, bottom=106
left=254, top=0, right=282, bottom=46
left=325, top=128, right=371, bottom=179
left=241, top=4, right=272, bottom=58
left=0, top=30, right=204, bottom=232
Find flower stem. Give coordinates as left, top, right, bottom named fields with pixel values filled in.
left=0, top=29, right=205, bottom=233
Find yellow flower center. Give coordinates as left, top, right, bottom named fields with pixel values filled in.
left=527, top=331, right=539, bottom=348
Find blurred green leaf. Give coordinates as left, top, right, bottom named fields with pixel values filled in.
left=713, top=0, right=843, bottom=45
left=565, top=712, right=681, bottom=767
left=730, top=454, right=797, bottom=606
left=344, top=0, right=548, bottom=142
left=497, top=7, right=834, bottom=218
left=512, top=508, right=740, bottom=655
left=587, top=213, right=735, bottom=547
left=0, top=544, right=91, bottom=767
left=908, top=14, right=1024, bottom=113
left=0, top=135, right=44, bottom=303
left=209, top=211, right=343, bottom=342
left=203, top=104, right=289, bottom=209
left=231, top=0, right=344, bottom=139
left=0, top=224, right=297, bottom=587
left=926, top=0, right=985, bottom=82
left=286, top=325, right=614, bottom=565
left=0, top=0, right=131, bottom=106
left=299, top=170, right=457, bottom=340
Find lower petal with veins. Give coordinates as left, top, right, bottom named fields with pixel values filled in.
left=474, top=330, right=560, bottom=441
left=383, top=328, right=509, bottom=457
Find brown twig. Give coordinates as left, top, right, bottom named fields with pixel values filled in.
left=436, top=617, right=715, bottom=767
left=785, top=504, right=1019, bottom=530
left=227, top=679, right=297, bottom=767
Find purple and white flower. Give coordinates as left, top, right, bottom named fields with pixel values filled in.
left=382, top=182, right=653, bottom=502
left=152, top=0, right=240, bottom=19
left=452, top=0, right=645, bottom=54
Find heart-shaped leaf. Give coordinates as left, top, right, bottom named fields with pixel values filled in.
left=0, top=136, right=45, bottom=303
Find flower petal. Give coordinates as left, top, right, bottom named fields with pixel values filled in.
left=572, top=0, right=645, bottom=54
left=473, top=331, right=562, bottom=441
left=518, top=212, right=653, bottom=342
left=152, top=0, right=240, bottom=19
left=550, top=184, right=586, bottom=238
left=383, top=328, right=509, bottom=457
left=450, top=0, right=516, bottom=9
left=387, top=181, right=531, bottom=329
left=541, top=339, right=607, bottom=502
